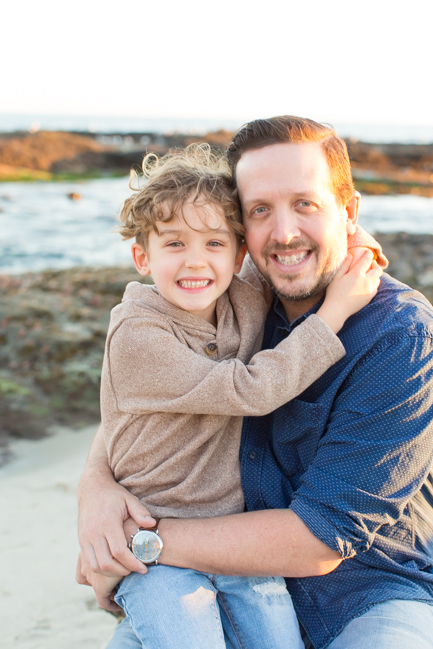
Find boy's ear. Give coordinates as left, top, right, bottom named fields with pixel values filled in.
left=234, top=242, right=248, bottom=274
left=345, top=191, right=360, bottom=236
left=131, top=243, right=151, bottom=276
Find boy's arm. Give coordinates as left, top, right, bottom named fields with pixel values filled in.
left=107, top=312, right=345, bottom=419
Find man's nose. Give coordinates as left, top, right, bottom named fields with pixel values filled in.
left=270, top=209, right=301, bottom=245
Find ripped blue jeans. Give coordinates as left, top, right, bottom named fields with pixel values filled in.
left=111, top=565, right=304, bottom=649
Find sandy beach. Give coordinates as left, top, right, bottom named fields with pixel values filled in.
left=0, top=425, right=118, bottom=649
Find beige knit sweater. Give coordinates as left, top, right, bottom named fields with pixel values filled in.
left=101, top=256, right=346, bottom=519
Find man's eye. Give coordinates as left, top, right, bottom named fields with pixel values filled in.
left=252, top=206, right=267, bottom=215
left=298, top=201, right=315, bottom=208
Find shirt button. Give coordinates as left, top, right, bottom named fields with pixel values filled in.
left=249, top=451, right=257, bottom=460
left=205, top=342, right=218, bottom=356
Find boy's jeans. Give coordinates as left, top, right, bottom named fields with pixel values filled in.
left=111, top=564, right=304, bottom=649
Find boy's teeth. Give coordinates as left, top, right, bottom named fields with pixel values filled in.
left=275, top=251, right=308, bottom=266
left=178, top=280, right=211, bottom=288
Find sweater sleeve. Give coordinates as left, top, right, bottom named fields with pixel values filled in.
left=106, top=313, right=345, bottom=417
left=348, top=225, right=388, bottom=269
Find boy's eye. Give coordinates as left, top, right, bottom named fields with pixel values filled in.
left=167, top=241, right=183, bottom=247
left=208, top=241, right=223, bottom=247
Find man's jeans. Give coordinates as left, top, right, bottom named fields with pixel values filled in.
left=325, top=599, right=433, bottom=649
left=110, top=564, right=304, bottom=649
left=108, top=589, right=433, bottom=649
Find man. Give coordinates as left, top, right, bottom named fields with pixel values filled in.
left=77, top=116, right=433, bottom=648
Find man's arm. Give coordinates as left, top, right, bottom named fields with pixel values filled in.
left=150, top=510, right=342, bottom=577
left=78, top=427, right=341, bottom=579
left=77, top=423, right=154, bottom=575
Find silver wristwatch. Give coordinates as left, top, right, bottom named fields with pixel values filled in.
left=129, top=519, right=163, bottom=565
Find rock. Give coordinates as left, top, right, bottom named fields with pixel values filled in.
left=0, top=267, right=153, bottom=453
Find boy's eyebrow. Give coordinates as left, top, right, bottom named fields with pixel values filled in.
left=158, top=227, right=232, bottom=236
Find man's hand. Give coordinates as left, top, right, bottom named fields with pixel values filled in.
left=78, top=477, right=156, bottom=576
left=76, top=552, right=124, bottom=613
left=77, top=423, right=156, bottom=576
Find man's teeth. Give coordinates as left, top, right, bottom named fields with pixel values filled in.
left=275, top=252, right=309, bottom=266
left=178, top=280, right=211, bottom=288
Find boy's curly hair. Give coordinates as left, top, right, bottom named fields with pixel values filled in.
left=117, top=143, right=245, bottom=249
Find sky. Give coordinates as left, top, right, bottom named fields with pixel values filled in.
left=1, top=0, right=432, bottom=126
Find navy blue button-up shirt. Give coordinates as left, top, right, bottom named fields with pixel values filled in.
left=240, top=274, right=433, bottom=649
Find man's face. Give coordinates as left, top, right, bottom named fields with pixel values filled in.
left=236, top=142, right=357, bottom=304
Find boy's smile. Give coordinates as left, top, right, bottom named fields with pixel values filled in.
left=131, top=197, right=246, bottom=325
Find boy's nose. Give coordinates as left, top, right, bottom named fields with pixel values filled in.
left=185, top=253, right=207, bottom=269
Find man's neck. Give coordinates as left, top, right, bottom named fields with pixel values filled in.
left=280, top=292, right=325, bottom=323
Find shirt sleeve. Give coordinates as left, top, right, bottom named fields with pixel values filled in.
left=106, top=312, right=345, bottom=418
left=290, top=332, right=433, bottom=559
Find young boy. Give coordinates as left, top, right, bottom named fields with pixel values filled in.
left=99, top=144, right=384, bottom=649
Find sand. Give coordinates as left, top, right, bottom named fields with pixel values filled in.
left=0, top=425, right=118, bottom=649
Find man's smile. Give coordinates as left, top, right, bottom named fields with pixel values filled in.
left=273, top=251, right=311, bottom=268
left=269, top=250, right=313, bottom=273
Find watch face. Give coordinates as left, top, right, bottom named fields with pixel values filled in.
left=131, top=530, right=163, bottom=563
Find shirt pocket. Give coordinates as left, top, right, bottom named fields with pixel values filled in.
left=272, top=399, right=324, bottom=475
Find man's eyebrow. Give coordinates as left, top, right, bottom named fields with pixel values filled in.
left=243, top=190, right=322, bottom=206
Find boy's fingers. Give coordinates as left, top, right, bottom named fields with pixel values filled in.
left=333, top=254, right=352, bottom=280
left=350, top=248, right=374, bottom=273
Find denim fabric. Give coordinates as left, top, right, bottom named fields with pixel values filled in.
left=326, top=599, right=433, bottom=649
left=111, top=565, right=304, bottom=649
left=241, top=274, right=433, bottom=649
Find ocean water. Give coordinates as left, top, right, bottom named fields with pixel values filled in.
left=1, top=178, right=432, bottom=275
left=1, top=113, right=433, bottom=144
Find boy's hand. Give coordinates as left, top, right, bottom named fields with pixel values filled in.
left=317, top=248, right=382, bottom=334
left=76, top=552, right=124, bottom=613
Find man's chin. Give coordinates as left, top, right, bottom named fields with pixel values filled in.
left=263, top=269, right=337, bottom=303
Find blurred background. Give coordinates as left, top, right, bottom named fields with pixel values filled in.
left=1, top=0, right=432, bottom=647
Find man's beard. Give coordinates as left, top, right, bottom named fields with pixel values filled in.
left=255, top=236, right=347, bottom=303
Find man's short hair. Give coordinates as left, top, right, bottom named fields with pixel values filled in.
left=118, top=143, right=244, bottom=249
left=227, top=115, right=355, bottom=206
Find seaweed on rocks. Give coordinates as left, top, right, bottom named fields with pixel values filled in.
left=0, top=266, right=153, bottom=460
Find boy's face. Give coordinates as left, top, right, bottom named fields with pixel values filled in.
left=132, top=197, right=246, bottom=324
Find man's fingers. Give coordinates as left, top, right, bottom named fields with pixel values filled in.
left=126, top=495, right=155, bottom=527
left=107, top=537, right=148, bottom=575
left=92, top=533, right=137, bottom=576
left=80, top=540, right=100, bottom=572
left=75, top=555, right=91, bottom=586
left=96, top=593, right=123, bottom=613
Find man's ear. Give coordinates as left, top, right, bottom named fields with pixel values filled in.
left=131, top=243, right=152, bottom=276
left=234, top=242, right=247, bottom=274
left=345, top=191, right=361, bottom=236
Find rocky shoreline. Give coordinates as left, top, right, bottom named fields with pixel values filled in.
left=1, top=232, right=433, bottom=462
left=1, top=130, right=433, bottom=196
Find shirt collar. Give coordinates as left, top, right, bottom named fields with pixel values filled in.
left=272, top=293, right=325, bottom=332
